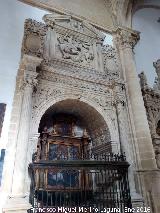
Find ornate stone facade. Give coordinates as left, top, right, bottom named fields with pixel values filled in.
left=1, top=13, right=160, bottom=213
left=139, top=62, right=160, bottom=169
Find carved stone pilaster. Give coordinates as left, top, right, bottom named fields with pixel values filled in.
left=114, top=27, right=140, bottom=49
left=8, top=55, right=42, bottom=197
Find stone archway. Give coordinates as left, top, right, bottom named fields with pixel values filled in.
left=38, top=99, right=111, bottom=147
left=31, top=94, right=118, bottom=146
left=28, top=100, right=133, bottom=210
left=25, top=94, right=121, bottom=195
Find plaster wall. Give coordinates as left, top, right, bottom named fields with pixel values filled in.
left=18, top=0, right=114, bottom=31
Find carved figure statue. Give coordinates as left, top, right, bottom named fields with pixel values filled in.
left=83, top=129, right=88, bottom=138
left=138, top=72, right=148, bottom=89
left=155, top=145, right=160, bottom=169
left=153, top=77, right=159, bottom=91
left=58, top=35, right=80, bottom=59
left=35, top=129, right=48, bottom=162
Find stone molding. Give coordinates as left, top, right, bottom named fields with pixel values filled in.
left=114, top=27, right=140, bottom=49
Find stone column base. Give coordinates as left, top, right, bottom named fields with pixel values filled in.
left=137, top=169, right=160, bottom=213
left=2, top=196, right=31, bottom=213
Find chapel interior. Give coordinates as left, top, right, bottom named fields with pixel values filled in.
left=0, top=1, right=160, bottom=213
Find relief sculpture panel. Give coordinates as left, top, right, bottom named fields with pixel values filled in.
left=22, top=14, right=121, bottom=80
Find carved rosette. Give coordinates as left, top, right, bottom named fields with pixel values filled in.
left=114, top=27, right=140, bottom=50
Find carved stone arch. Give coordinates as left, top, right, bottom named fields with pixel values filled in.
left=31, top=94, right=117, bottom=144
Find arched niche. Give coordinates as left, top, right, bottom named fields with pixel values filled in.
left=38, top=99, right=111, bottom=149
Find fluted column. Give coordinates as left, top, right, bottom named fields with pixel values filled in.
left=115, top=100, right=143, bottom=205
left=114, top=27, right=156, bottom=170
left=10, top=55, right=42, bottom=196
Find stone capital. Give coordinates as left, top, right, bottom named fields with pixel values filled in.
left=19, top=55, right=42, bottom=90
left=20, top=54, right=43, bottom=72
left=114, top=27, right=140, bottom=50
left=23, top=71, right=39, bottom=89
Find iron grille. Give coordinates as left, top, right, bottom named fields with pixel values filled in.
left=28, top=154, right=132, bottom=212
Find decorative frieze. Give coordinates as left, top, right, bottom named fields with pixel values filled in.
left=32, top=68, right=126, bottom=113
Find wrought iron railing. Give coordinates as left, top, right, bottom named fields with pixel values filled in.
left=28, top=153, right=131, bottom=212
